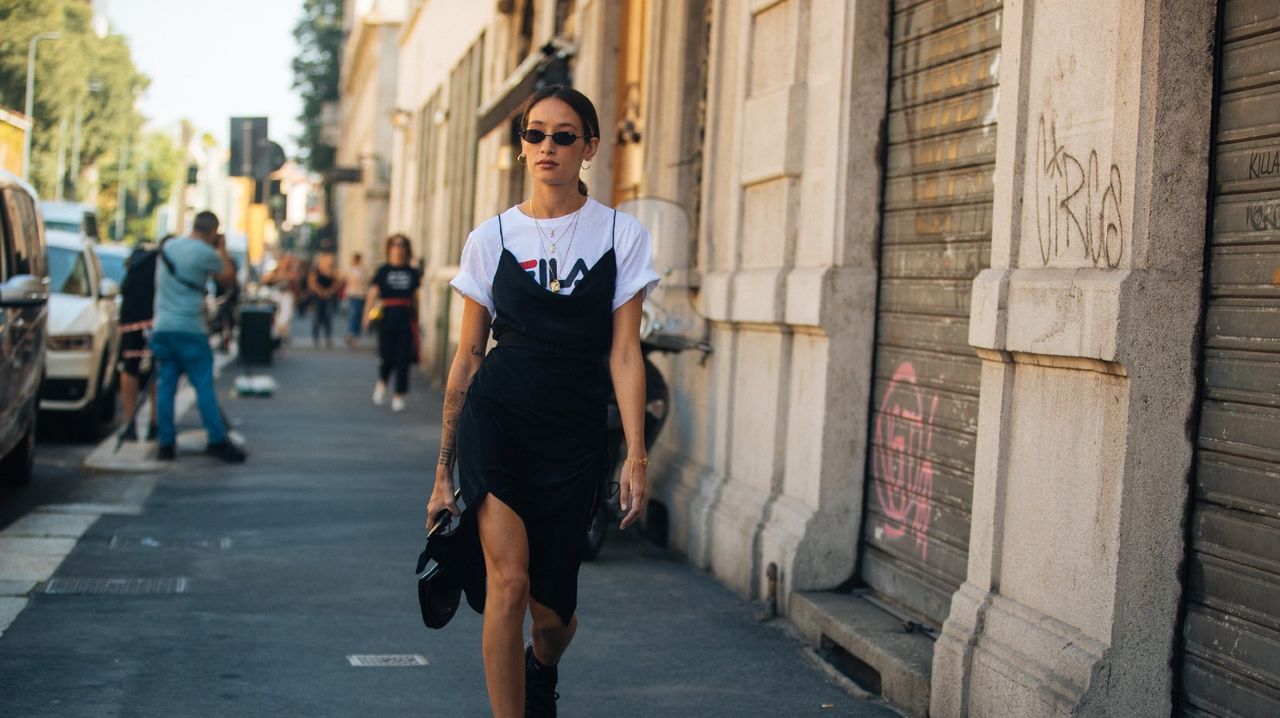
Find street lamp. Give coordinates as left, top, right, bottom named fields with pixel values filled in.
left=69, top=80, right=105, bottom=201
left=22, top=31, right=61, bottom=183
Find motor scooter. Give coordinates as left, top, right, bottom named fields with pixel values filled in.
left=584, top=198, right=710, bottom=559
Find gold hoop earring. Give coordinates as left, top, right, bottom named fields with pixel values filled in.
left=582, top=159, right=592, bottom=170
left=517, top=153, right=526, bottom=165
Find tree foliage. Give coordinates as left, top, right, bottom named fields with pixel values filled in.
left=0, top=0, right=148, bottom=200
left=98, top=128, right=184, bottom=242
left=291, top=0, right=342, bottom=173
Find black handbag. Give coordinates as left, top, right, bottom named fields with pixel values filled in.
left=415, top=490, right=486, bottom=630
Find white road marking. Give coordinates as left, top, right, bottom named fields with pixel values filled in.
left=346, top=655, right=430, bottom=667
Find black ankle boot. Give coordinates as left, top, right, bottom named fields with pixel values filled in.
left=524, top=643, right=559, bottom=718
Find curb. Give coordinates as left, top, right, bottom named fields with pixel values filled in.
left=83, top=347, right=239, bottom=473
left=0, top=503, right=141, bottom=638
left=2, top=346, right=242, bottom=638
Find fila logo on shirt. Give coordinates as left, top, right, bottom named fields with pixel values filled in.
left=519, top=257, right=590, bottom=290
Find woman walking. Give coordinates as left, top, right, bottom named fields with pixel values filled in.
left=264, top=254, right=298, bottom=351
left=307, top=251, right=340, bottom=348
left=363, top=234, right=420, bottom=412
left=344, top=252, right=369, bottom=347
left=428, top=85, right=659, bottom=717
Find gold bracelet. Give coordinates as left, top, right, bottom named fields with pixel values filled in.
left=625, top=456, right=650, bottom=466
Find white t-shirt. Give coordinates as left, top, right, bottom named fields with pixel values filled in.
left=451, top=197, right=660, bottom=316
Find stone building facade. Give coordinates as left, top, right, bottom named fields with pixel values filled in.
left=334, top=0, right=404, bottom=266
left=380, top=1, right=1278, bottom=715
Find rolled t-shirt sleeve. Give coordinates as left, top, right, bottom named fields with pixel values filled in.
left=450, top=227, right=498, bottom=316
left=612, top=220, right=660, bottom=311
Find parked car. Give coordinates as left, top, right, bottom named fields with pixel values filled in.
left=41, top=229, right=121, bottom=425
left=39, top=200, right=98, bottom=239
left=0, top=171, right=49, bottom=485
left=92, top=242, right=130, bottom=286
left=92, top=242, right=130, bottom=319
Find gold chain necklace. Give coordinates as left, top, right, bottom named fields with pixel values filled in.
left=531, top=199, right=585, bottom=292
left=532, top=199, right=580, bottom=242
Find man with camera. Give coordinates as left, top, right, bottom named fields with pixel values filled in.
left=150, top=210, right=246, bottom=462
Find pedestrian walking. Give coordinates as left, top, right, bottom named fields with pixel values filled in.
left=295, top=256, right=313, bottom=319
left=115, top=237, right=164, bottom=443
left=149, top=211, right=246, bottom=463
left=264, top=254, right=298, bottom=351
left=362, top=234, right=420, bottom=413
left=307, top=251, right=340, bottom=348
left=344, top=252, right=368, bottom=348
left=427, top=85, right=659, bottom=717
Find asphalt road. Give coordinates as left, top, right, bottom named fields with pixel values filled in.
left=0, top=334, right=900, bottom=717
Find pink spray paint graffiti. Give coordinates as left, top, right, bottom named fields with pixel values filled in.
left=873, top=362, right=939, bottom=561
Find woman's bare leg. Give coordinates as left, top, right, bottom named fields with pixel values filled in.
left=529, top=597, right=576, bottom=666
left=477, top=495, right=530, bottom=717
left=119, top=373, right=139, bottom=427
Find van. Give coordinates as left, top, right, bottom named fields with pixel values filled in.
left=0, top=171, right=49, bottom=485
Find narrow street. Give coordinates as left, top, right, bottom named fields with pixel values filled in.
left=0, top=336, right=899, bottom=717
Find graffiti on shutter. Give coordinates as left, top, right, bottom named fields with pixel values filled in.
left=858, top=0, right=1001, bottom=626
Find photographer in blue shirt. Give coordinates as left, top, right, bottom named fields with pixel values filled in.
left=150, top=211, right=246, bottom=462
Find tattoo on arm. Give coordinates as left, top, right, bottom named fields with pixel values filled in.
left=438, top=444, right=455, bottom=467
left=438, top=389, right=467, bottom=468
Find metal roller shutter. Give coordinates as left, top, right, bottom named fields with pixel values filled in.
left=857, top=0, right=1001, bottom=626
left=1180, top=1, right=1280, bottom=714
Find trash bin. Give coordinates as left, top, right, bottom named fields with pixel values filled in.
left=238, top=303, right=275, bottom=366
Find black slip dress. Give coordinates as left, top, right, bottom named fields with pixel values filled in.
left=454, top=209, right=618, bottom=626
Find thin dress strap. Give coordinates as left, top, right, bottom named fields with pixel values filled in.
left=497, top=213, right=505, bottom=248
left=611, top=209, right=617, bottom=250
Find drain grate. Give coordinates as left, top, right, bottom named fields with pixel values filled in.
left=346, top=655, right=429, bottom=667
left=107, top=535, right=233, bottom=550
left=44, top=577, right=189, bottom=595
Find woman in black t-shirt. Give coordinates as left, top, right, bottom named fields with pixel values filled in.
left=362, top=234, right=421, bottom=412
left=307, top=251, right=340, bottom=348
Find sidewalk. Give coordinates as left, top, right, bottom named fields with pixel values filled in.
left=0, top=339, right=899, bottom=717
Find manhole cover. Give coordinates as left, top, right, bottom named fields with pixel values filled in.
left=44, top=577, right=189, bottom=595
left=346, top=655, right=429, bottom=667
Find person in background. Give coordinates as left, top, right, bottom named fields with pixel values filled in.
left=115, top=236, right=165, bottom=443
left=263, top=253, right=298, bottom=351
left=362, top=234, right=420, bottom=413
left=211, top=247, right=240, bottom=354
left=307, top=251, right=340, bottom=348
left=150, top=211, right=246, bottom=463
left=344, top=252, right=368, bottom=348
left=294, top=256, right=313, bottom=319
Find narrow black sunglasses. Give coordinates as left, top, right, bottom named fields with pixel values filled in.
left=520, top=128, right=590, bottom=146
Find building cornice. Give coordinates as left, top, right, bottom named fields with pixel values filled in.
left=341, top=14, right=403, bottom=96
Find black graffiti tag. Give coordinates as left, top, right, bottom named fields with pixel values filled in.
left=1034, top=115, right=1125, bottom=268
left=1246, top=201, right=1280, bottom=231
left=1249, top=149, right=1280, bottom=180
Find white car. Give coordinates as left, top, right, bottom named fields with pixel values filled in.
left=39, top=200, right=98, bottom=237
left=92, top=242, right=130, bottom=287
left=41, top=230, right=121, bottom=423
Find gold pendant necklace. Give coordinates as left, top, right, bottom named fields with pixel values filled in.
left=532, top=198, right=582, bottom=293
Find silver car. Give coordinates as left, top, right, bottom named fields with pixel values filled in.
left=0, top=172, right=49, bottom=486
